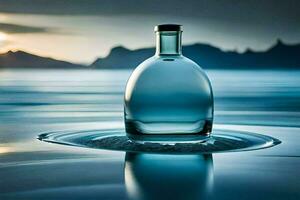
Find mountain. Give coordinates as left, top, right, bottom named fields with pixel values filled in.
left=1, top=40, right=299, bottom=69
left=0, top=50, right=86, bottom=69
left=91, top=39, right=300, bottom=69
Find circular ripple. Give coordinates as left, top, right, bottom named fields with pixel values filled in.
left=38, top=129, right=281, bottom=154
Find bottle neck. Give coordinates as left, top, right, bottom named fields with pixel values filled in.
left=155, top=31, right=182, bottom=56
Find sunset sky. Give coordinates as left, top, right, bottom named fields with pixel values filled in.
left=0, top=0, right=299, bottom=64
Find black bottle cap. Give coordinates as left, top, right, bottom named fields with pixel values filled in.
left=154, top=24, right=182, bottom=32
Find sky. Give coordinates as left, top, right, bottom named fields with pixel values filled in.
left=0, top=0, right=299, bottom=64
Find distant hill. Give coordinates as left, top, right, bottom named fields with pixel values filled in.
left=91, top=39, right=300, bottom=69
left=0, top=50, right=86, bottom=69
left=1, top=40, right=300, bottom=69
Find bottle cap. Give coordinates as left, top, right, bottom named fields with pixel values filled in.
left=154, top=24, right=182, bottom=32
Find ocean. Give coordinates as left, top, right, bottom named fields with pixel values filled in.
left=0, top=69, right=299, bottom=200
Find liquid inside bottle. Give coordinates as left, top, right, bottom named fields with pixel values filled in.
left=124, top=24, right=213, bottom=140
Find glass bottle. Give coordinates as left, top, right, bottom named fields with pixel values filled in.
left=124, top=24, right=213, bottom=140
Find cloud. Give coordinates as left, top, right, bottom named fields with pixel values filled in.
left=0, top=0, right=299, bottom=28
left=0, top=23, right=58, bottom=34
left=0, top=0, right=298, bottom=17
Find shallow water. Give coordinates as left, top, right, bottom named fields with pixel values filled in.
left=0, top=69, right=300, bottom=200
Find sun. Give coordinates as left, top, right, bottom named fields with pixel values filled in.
left=0, top=32, right=7, bottom=42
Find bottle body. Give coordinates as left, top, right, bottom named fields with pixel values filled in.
left=124, top=25, right=213, bottom=139
left=124, top=55, right=213, bottom=135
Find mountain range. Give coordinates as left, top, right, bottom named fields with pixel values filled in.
left=0, top=50, right=85, bottom=69
left=1, top=39, right=300, bottom=69
left=91, top=39, right=300, bottom=69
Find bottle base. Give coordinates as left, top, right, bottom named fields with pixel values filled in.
left=125, top=119, right=212, bottom=143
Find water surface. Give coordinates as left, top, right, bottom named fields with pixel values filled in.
left=0, top=69, right=299, bottom=200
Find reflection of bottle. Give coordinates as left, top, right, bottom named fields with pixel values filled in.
left=124, top=24, right=213, bottom=137
left=124, top=153, right=213, bottom=200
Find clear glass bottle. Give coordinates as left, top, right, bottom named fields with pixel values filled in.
left=124, top=24, right=213, bottom=140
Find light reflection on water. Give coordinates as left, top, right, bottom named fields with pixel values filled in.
left=0, top=146, right=11, bottom=154
left=125, top=153, right=213, bottom=200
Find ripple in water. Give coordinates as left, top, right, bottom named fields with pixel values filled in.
left=38, top=128, right=281, bottom=154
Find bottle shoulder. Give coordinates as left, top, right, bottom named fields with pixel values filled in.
left=125, top=55, right=213, bottom=101
left=132, top=55, right=208, bottom=80
left=136, top=55, right=203, bottom=71
left=126, top=55, right=212, bottom=91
